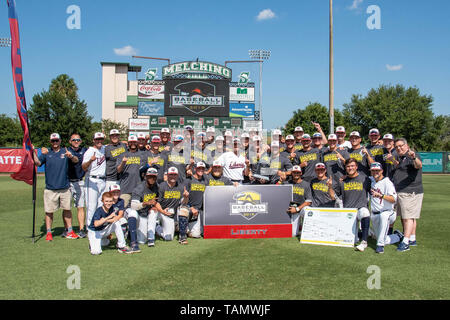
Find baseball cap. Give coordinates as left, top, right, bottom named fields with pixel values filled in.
left=50, top=133, right=61, bottom=140
left=285, top=135, right=295, bottom=141
left=161, top=128, right=170, bottom=134
left=349, top=131, right=361, bottom=138
left=94, top=132, right=105, bottom=139
left=272, top=129, right=282, bottom=136
left=151, top=135, right=161, bottom=143
left=224, top=131, right=233, bottom=137
left=215, top=135, right=224, bottom=141
left=292, top=165, right=302, bottom=172
left=137, top=133, right=146, bottom=139
left=328, top=133, right=338, bottom=140
left=336, top=126, right=346, bottom=133
left=184, top=125, right=193, bottom=131
left=109, top=129, right=120, bottom=135
left=302, top=134, right=311, bottom=140
left=146, top=167, right=158, bottom=176
left=312, top=133, right=322, bottom=139
left=315, top=162, right=326, bottom=170
left=196, top=161, right=206, bottom=168
left=294, top=126, right=304, bottom=132
left=167, top=167, right=179, bottom=174
left=233, top=138, right=241, bottom=144
left=197, top=132, right=206, bottom=138
left=271, top=141, right=279, bottom=147
left=369, top=128, right=380, bottom=135
left=212, top=160, right=223, bottom=167
left=252, top=135, right=261, bottom=142
left=241, top=133, right=250, bottom=138
left=249, top=127, right=258, bottom=132
left=128, top=135, right=138, bottom=142
left=206, top=127, right=215, bottom=133
left=370, top=162, right=383, bottom=171
left=109, top=184, right=121, bottom=192
left=383, top=133, right=394, bottom=140
left=174, top=135, right=184, bottom=142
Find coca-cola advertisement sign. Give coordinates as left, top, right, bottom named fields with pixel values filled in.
left=138, top=80, right=165, bottom=100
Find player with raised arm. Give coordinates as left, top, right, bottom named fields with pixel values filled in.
left=287, top=165, right=312, bottom=237
left=310, top=163, right=337, bottom=208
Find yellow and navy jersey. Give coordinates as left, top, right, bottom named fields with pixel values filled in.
left=337, top=174, right=371, bottom=209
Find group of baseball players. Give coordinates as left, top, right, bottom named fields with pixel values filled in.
left=34, top=122, right=423, bottom=255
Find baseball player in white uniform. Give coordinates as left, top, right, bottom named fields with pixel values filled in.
left=217, top=138, right=249, bottom=184
left=369, top=162, right=401, bottom=253
left=82, top=132, right=107, bottom=227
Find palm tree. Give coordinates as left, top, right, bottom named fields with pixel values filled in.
left=49, top=74, right=78, bottom=101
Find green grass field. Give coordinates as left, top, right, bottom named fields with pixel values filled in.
left=0, top=175, right=449, bottom=300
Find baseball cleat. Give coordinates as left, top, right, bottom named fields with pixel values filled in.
left=65, top=231, right=79, bottom=239
left=77, top=230, right=87, bottom=238
left=46, top=232, right=53, bottom=241
left=397, top=242, right=410, bottom=252
left=375, top=246, right=384, bottom=254
left=409, top=240, right=417, bottom=246
left=179, top=239, right=188, bottom=245
left=355, top=240, right=368, bottom=252
left=147, top=241, right=155, bottom=247
left=117, top=246, right=132, bottom=254
left=130, top=244, right=141, bottom=253
left=61, top=230, right=67, bottom=238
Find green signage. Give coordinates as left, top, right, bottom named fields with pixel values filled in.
left=419, top=152, right=443, bottom=173
left=148, top=116, right=242, bottom=130
left=162, top=61, right=231, bottom=79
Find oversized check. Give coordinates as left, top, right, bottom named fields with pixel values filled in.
left=300, top=207, right=358, bottom=247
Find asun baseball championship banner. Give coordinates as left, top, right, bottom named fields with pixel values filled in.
left=203, top=185, right=293, bottom=239
left=7, top=0, right=35, bottom=185
left=0, top=148, right=25, bottom=172
left=300, top=207, right=358, bottom=247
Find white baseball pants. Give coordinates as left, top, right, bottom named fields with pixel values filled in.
left=88, top=221, right=126, bottom=255
left=291, top=208, right=306, bottom=237
left=371, top=210, right=399, bottom=246
left=85, top=177, right=106, bottom=226
left=188, top=209, right=203, bottom=238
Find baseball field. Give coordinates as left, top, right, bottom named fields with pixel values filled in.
left=0, top=175, right=449, bottom=300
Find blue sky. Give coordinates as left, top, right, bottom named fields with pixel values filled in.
left=1, top=0, right=449, bottom=130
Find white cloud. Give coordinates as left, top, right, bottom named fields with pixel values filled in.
left=349, top=0, right=363, bottom=10
left=257, top=9, right=276, bottom=21
left=113, top=45, right=138, bottom=56
left=386, top=64, right=403, bottom=71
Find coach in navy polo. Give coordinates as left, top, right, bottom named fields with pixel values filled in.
left=33, top=133, right=80, bottom=242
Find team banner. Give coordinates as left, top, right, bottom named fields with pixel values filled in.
left=203, top=185, right=293, bottom=239
left=7, top=0, right=35, bottom=185
left=164, top=79, right=229, bottom=117
left=0, top=148, right=26, bottom=172
left=300, top=207, right=358, bottom=247
left=229, top=102, right=255, bottom=118
left=138, top=101, right=164, bottom=116
left=419, top=152, right=443, bottom=173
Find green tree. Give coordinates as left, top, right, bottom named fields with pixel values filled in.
left=342, top=84, right=441, bottom=151
left=0, top=114, right=23, bottom=147
left=49, top=74, right=78, bottom=102
left=28, top=75, right=94, bottom=148
left=435, top=115, right=450, bottom=151
left=284, top=102, right=344, bottom=136
left=101, top=119, right=129, bottom=144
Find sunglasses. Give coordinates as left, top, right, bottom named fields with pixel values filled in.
left=71, top=139, right=81, bottom=142
left=50, top=139, right=60, bottom=143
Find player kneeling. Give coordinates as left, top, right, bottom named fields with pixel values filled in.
left=87, top=192, right=131, bottom=255
left=124, top=168, right=159, bottom=248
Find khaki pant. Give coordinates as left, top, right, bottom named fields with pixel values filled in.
left=397, top=192, right=423, bottom=219
left=44, top=188, right=72, bottom=213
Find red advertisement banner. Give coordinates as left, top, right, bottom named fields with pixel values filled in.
left=203, top=224, right=292, bottom=239
left=0, top=148, right=25, bottom=173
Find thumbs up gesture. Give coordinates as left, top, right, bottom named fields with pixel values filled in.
left=326, top=176, right=333, bottom=188
left=64, top=148, right=73, bottom=159
left=183, top=186, right=189, bottom=198
left=122, top=156, right=128, bottom=163
left=41, top=147, right=49, bottom=155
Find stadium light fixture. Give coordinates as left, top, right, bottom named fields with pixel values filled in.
left=0, top=38, right=12, bottom=47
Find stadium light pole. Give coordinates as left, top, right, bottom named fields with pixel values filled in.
left=249, top=49, right=271, bottom=122
left=0, top=37, right=11, bottom=47
left=329, top=0, right=335, bottom=134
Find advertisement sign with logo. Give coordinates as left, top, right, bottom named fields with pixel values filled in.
left=138, top=101, right=164, bottom=116
left=243, top=120, right=263, bottom=132
left=129, top=118, right=150, bottom=131
left=145, top=68, right=158, bottom=80
left=0, top=148, right=25, bottom=173
left=300, top=207, right=358, bottom=247
left=203, top=185, right=293, bottom=239
left=138, top=80, right=165, bottom=100
left=165, top=79, right=229, bottom=116
left=238, top=71, right=250, bottom=84
left=229, top=82, right=255, bottom=102
left=419, top=152, right=443, bottom=173
left=229, top=103, right=255, bottom=118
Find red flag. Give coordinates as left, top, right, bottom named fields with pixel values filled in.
left=7, top=0, right=35, bottom=185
